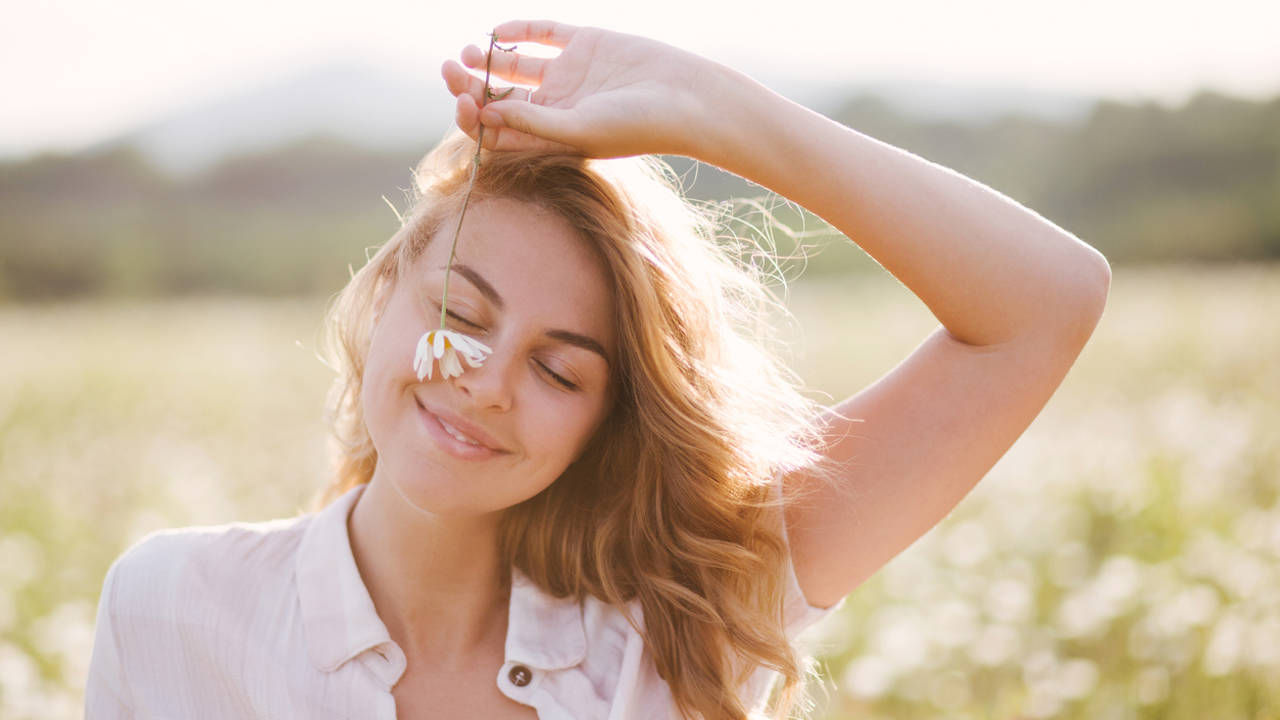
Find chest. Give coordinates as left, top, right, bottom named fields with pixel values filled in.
left=392, top=667, right=538, bottom=720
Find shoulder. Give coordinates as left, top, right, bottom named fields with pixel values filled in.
left=104, top=512, right=313, bottom=622
left=90, top=512, right=321, bottom=713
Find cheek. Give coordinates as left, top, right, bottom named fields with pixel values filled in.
left=562, top=398, right=612, bottom=462
left=367, top=311, right=421, bottom=385
left=522, top=395, right=603, bottom=465
left=359, top=365, right=389, bottom=442
left=361, top=333, right=407, bottom=434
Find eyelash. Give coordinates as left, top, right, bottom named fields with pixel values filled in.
left=444, top=308, right=483, bottom=330
left=535, top=360, right=579, bottom=391
left=436, top=305, right=579, bottom=391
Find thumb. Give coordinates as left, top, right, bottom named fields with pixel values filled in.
left=482, top=101, right=581, bottom=151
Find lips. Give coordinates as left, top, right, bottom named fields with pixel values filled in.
left=415, top=398, right=509, bottom=455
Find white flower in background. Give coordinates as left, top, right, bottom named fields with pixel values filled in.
left=1055, top=658, right=1100, bottom=699
left=868, top=605, right=931, bottom=671
left=969, top=623, right=1022, bottom=667
left=414, top=329, right=491, bottom=381
left=1134, top=665, right=1171, bottom=705
left=842, top=655, right=897, bottom=699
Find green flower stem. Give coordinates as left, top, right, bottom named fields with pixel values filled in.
left=439, top=31, right=515, bottom=329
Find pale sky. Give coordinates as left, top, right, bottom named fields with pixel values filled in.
left=3, top=0, right=1279, bottom=158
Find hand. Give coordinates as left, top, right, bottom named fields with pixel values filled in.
left=441, top=20, right=721, bottom=159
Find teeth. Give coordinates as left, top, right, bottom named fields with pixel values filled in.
left=438, top=417, right=482, bottom=447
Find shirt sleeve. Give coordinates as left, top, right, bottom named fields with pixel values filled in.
left=737, top=479, right=850, bottom=714
left=775, top=478, right=847, bottom=637
left=84, top=558, right=134, bottom=719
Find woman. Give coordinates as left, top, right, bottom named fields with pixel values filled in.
left=86, top=19, right=1110, bottom=720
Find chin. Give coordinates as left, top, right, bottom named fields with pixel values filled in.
left=386, top=468, right=513, bottom=519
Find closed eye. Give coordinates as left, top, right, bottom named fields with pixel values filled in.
left=535, top=360, right=579, bottom=391
left=432, top=301, right=485, bottom=332
left=430, top=298, right=579, bottom=391
left=447, top=309, right=483, bottom=330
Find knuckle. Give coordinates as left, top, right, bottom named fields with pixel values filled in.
left=505, top=115, right=527, bottom=134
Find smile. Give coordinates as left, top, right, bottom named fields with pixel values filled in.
left=416, top=399, right=507, bottom=461
left=439, top=417, right=482, bottom=446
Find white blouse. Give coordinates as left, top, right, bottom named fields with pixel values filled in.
left=85, top=483, right=845, bottom=719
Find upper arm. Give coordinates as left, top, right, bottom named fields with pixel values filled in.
left=86, top=560, right=135, bottom=718
left=86, top=529, right=199, bottom=718
left=782, top=308, right=1104, bottom=609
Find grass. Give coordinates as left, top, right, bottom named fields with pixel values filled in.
left=0, top=261, right=1276, bottom=718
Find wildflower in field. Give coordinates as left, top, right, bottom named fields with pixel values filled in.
left=414, top=329, right=491, bottom=381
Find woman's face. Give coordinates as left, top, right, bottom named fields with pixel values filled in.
left=362, top=197, right=617, bottom=517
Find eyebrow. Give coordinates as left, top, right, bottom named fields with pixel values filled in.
left=545, top=329, right=611, bottom=367
left=446, top=262, right=611, bottom=367
left=450, top=263, right=504, bottom=310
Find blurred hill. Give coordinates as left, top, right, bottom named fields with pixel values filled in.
left=83, top=61, right=449, bottom=178
left=67, top=61, right=1094, bottom=177
left=1, top=74, right=1277, bottom=301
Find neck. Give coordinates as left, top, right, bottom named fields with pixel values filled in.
left=346, top=473, right=511, bottom=670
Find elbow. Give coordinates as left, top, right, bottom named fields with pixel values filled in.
left=1066, top=249, right=1111, bottom=345
left=1085, top=248, right=1112, bottom=317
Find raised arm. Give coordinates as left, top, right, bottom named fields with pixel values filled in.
left=444, top=20, right=1111, bottom=609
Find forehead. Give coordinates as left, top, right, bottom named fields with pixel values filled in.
left=418, top=198, right=616, bottom=346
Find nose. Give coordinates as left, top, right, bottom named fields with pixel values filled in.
left=450, top=343, right=514, bottom=413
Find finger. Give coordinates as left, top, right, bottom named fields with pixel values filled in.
left=442, top=59, right=532, bottom=106
left=491, top=19, right=579, bottom=49
left=453, top=93, right=573, bottom=155
left=457, top=114, right=576, bottom=154
left=460, top=43, right=549, bottom=87
left=441, top=59, right=481, bottom=100
left=454, top=93, right=480, bottom=137
left=485, top=124, right=582, bottom=155
left=480, top=99, right=582, bottom=152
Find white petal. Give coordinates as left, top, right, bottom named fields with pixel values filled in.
left=432, top=330, right=447, bottom=358
left=456, top=334, right=492, bottom=356
left=413, top=332, right=432, bottom=375
left=452, top=335, right=492, bottom=367
left=441, top=349, right=463, bottom=379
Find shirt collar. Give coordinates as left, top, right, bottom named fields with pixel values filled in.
left=295, top=484, right=392, bottom=672
left=505, top=567, right=587, bottom=670
left=295, top=483, right=588, bottom=673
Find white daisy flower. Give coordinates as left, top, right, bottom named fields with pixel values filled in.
left=413, top=329, right=492, bottom=381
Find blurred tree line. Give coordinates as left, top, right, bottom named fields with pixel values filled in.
left=1, top=89, right=1276, bottom=301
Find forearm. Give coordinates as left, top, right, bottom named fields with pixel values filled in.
left=690, top=63, right=1111, bottom=347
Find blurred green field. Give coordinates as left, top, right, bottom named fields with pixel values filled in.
left=1, top=262, right=1277, bottom=719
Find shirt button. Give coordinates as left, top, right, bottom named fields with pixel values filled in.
left=508, top=664, right=533, bottom=687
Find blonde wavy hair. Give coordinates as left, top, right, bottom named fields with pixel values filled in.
left=311, top=130, right=836, bottom=720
